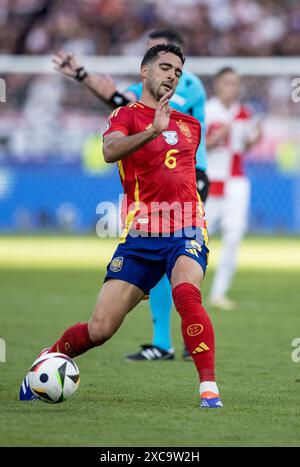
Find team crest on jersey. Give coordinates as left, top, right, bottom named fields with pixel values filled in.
left=162, top=131, right=178, bottom=145
left=176, top=120, right=191, bottom=138
left=110, top=256, right=123, bottom=272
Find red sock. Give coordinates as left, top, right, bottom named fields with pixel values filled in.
left=49, top=322, right=96, bottom=358
left=172, top=283, right=215, bottom=382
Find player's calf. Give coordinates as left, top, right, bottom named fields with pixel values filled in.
left=88, top=316, right=120, bottom=345
left=172, top=282, right=223, bottom=408
left=48, top=322, right=97, bottom=357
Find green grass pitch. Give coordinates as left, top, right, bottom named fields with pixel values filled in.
left=0, top=236, right=299, bottom=447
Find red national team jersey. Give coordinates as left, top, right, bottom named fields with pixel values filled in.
left=103, top=102, right=205, bottom=234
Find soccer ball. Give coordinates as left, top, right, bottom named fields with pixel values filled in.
left=28, top=352, right=80, bottom=403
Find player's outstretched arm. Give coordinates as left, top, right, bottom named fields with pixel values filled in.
left=103, top=91, right=173, bottom=163
left=52, top=51, right=133, bottom=109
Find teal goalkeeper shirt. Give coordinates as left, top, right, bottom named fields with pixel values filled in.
left=126, top=69, right=207, bottom=170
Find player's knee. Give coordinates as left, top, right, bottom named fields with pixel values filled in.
left=172, top=275, right=200, bottom=290
left=171, top=257, right=204, bottom=289
left=88, top=317, right=114, bottom=345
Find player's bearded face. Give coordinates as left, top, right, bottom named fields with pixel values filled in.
left=145, top=54, right=182, bottom=101
left=146, top=71, right=169, bottom=100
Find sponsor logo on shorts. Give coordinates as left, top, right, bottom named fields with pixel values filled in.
left=192, top=342, right=209, bottom=354
left=187, top=324, right=203, bottom=336
left=110, top=256, right=124, bottom=272
left=185, top=239, right=203, bottom=258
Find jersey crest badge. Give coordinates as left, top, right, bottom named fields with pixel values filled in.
left=162, top=131, right=178, bottom=145
left=176, top=120, right=191, bottom=138
left=110, top=256, right=123, bottom=272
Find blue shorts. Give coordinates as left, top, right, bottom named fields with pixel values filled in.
left=104, top=227, right=209, bottom=295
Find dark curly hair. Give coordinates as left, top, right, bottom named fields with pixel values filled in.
left=141, top=43, right=185, bottom=67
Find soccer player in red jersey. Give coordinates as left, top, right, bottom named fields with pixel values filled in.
left=20, top=44, right=222, bottom=408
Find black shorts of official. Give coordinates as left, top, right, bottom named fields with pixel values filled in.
left=196, top=169, right=210, bottom=203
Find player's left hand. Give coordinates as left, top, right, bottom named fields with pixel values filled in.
left=152, top=91, right=173, bottom=135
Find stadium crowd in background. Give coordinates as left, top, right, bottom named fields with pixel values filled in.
left=0, top=0, right=299, bottom=169
left=0, top=0, right=300, bottom=56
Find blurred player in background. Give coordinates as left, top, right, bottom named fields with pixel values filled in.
left=53, top=29, right=208, bottom=361
left=21, top=44, right=223, bottom=409
left=205, top=67, right=262, bottom=310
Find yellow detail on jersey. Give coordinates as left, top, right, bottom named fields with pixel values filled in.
left=109, top=107, right=122, bottom=119
left=192, top=342, right=210, bottom=354
left=128, top=102, right=144, bottom=109
left=119, top=175, right=140, bottom=243
left=118, top=161, right=125, bottom=181
left=165, top=149, right=179, bottom=170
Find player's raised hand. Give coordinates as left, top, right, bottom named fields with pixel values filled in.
left=52, top=52, right=85, bottom=80
left=52, top=52, right=118, bottom=100
left=152, top=91, right=173, bottom=135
